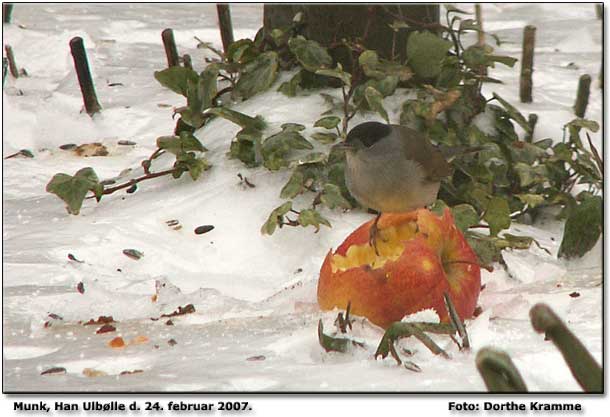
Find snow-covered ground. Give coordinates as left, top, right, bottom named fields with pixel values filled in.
left=1, top=4, right=602, bottom=392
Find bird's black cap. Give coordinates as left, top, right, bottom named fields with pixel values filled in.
left=345, top=121, right=391, bottom=148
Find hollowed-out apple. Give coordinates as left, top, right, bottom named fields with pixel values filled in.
left=318, top=208, right=481, bottom=328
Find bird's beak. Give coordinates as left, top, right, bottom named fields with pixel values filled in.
left=332, top=142, right=354, bottom=152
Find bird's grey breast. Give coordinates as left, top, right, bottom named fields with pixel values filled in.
left=345, top=131, right=435, bottom=212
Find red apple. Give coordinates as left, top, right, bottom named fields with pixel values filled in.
left=318, top=208, right=481, bottom=328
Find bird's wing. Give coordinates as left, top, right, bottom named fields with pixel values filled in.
left=396, top=125, right=452, bottom=181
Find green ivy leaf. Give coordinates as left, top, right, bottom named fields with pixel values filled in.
left=492, top=93, right=531, bottom=134
left=406, top=31, right=452, bottom=78
left=311, top=132, right=338, bottom=144
left=558, top=196, right=602, bottom=259
left=513, top=163, right=547, bottom=187
left=516, top=193, right=545, bottom=208
left=262, top=128, right=314, bottom=171
left=314, top=116, right=341, bottom=129
left=235, top=51, right=279, bottom=99
left=204, top=107, right=266, bottom=131
left=226, top=39, right=258, bottom=64
left=288, top=36, right=333, bottom=73
left=46, top=167, right=102, bottom=215
left=291, top=152, right=327, bottom=167
left=364, top=86, right=389, bottom=122
left=451, top=204, right=480, bottom=232
left=278, top=71, right=302, bottom=97
left=281, top=123, right=306, bottom=132
left=315, top=64, right=352, bottom=87
left=280, top=170, right=305, bottom=199
left=298, top=209, right=331, bottom=232
left=174, top=152, right=210, bottom=181
left=483, top=197, right=511, bottom=236
left=321, top=183, right=352, bottom=210
left=154, top=67, right=200, bottom=97
left=156, top=132, right=207, bottom=155
left=261, top=201, right=293, bottom=235
left=465, top=232, right=503, bottom=268
left=487, top=55, right=517, bottom=68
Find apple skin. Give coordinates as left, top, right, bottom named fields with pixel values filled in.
left=318, top=208, right=481, bottom=328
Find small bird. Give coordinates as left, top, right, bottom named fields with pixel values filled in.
left=337, top=121, right=452, bottom=253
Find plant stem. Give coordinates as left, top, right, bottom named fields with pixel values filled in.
left=530, top=303, right=602, bottom=392
left=95, top=168, right=178, bottom=197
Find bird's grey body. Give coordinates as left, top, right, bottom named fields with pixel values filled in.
left=342, top=122, right=451, bottom=213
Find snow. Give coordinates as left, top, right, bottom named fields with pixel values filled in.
left=1, top=3, right=603, bottom=393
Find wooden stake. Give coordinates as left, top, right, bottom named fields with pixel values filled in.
left=3, top=3, right=14, bottom=24
left=573, top=74, right=592, bottom=118
left=69, top=37, right=102, bottom=117
left=4, top=45, right=19, bottom=78
left=595, top=4, right=603, bottom=20
left=216, top=4, right=234, bottom=55
left=183, top=54, right=192, bottom=70
left=520, top=25, right=536, bottom=103
left=161, top=28, right=180, bottom=67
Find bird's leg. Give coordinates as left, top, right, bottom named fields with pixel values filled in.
left=369, top=213, right=382, bottom=256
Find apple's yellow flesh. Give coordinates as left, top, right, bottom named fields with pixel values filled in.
left=331, top=222, right=417, bottom=273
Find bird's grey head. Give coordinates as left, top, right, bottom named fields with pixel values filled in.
left=343, top=121, right=392, bottom=151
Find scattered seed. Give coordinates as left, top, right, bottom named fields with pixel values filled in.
left=161, top=304, right=196, bottom=318
left=167, top=339, right=178, bottom=346
left=107, top=82, right=124, bottom=87
left=117, top=268, right=122, bottom=272
left=74, top=143, right=109, bottom=157
left=166, top=219, right=179, bottom=226
left=131, top=335, right=149, bottom=345
left=67, top=253, right=84, bottom=263
left=126, top=184, right=137, bottom=194
left=108, top=337, right=126, bottom=348
left=473, top=306, right=483, bottom=317
left=173, top=225, right=182, bottom=231
left=40, top=367, right=66, bottom=376
left=165, top=320, right=174, bottom=326
left=194, top=225, right=214, bottom=235
left=59, top=144, right=77, bottom=150
left=120, top=369, right=143, bottom=375
left=123, top=249, right=143, bottom=260
left=48, top=313, right=63, bottom=320
left=84, top=316, right=114, bottom=326
left=569, top=291, right=580, bottom=298
left=294, top=268, right=303, bottom=274
left=76, top=282, right=85, bottom=294
left=83, top=368, right=107, bottom=377
left=157, top=103, right=172, bottom=108
left=117, top=140, right=136, bottom=146
left=403, top=361, right=422, bottom=373
left=246, top=355, right=266, bottom=361
left=96, top=324, right=116, bottom=334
